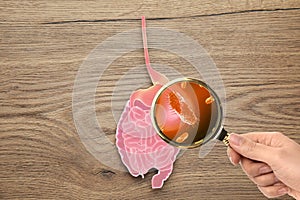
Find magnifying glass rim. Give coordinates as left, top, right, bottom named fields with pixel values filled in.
left=150, top=77, right=224, bottom=149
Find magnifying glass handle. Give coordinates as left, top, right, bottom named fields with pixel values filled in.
left=217, top=128, right=230, bottom=146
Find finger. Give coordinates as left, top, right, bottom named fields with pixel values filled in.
left=235, top=132, right=289, bottom=148
left=229, top=133, right=276, bottom=164
left=288, top=188, right=300, bottom=199
left=240, top=157, right=272, bottom=178
left=236, top=132, right=278, bottom=144
left=254, top=173, right=279, bottom=187
left=257, top=183, right=288, bottom=198
left=227, top=147, right=241, bottom=165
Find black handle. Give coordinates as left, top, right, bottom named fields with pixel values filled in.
left=217, top=128, right=230, bottom=146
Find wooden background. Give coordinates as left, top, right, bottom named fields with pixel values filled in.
left=1, top=0, right=299, bottom=199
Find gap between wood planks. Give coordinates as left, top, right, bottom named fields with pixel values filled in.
left=43, top=7, right=300, bottom=25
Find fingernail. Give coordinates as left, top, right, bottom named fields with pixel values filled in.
left=229, top=156, right=235, bottom=166
left=229, top=134, right=242, bottom=146
left=259, top=166, right=271, bottom=174
left=278, top=187, right=288, bottom=195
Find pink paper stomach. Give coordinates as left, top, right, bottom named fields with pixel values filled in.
left=116, top=85, right=180, bottom=189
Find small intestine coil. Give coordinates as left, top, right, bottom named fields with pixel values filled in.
left=115, top=16, right=180, bottom=189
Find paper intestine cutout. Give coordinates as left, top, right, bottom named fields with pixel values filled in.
left=116, top=16, right=180, bottom=189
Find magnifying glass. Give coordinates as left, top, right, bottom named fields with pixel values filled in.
left=151, top=78, right=230, bottom=149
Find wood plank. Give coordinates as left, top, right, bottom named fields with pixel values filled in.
left=0, top=0, right=299, bottom=23
left=0, top=1, right=299, bottom=199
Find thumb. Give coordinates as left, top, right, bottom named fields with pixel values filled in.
left=288, top=188, right=300, bottom=199
left=229, top=133, right=275, bottom=164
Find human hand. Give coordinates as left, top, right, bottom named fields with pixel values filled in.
left=227, top=132, right=300, bottom=199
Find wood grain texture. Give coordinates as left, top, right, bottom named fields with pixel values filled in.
left=0, top=0, right=299, bottom=199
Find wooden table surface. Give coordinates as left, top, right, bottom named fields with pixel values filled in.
left=1, top=1, right=299, bottom=199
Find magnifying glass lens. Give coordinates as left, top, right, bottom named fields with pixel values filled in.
left=152, top=79, right=222, bottom=148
